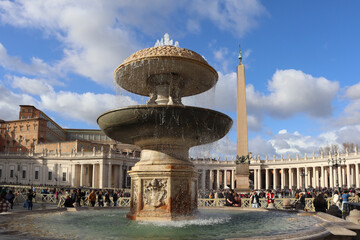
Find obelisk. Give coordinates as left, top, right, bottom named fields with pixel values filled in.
left=235, top=45, right=250, bottom=192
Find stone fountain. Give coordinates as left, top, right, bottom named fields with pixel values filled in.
left=97, top=45, right=233, bottom=221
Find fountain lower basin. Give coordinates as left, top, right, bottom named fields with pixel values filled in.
left=97, top=105, right=233, bottom=148
left=2, top=208, right=329, bottom=240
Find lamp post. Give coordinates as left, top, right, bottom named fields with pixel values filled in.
left=328, top=156, right=346, bottom=192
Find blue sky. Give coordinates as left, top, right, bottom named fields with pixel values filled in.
left=1, top=0, right=360, bottom=159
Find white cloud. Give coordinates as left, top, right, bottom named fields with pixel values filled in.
left=190, top=135, right=236, bottom=159
left=11, top=76, right=54, bottom=95
left=249, top=126, right=360, bottom=159
left=39, top=91, right=138, bottom=125
left=183, top=71, right=237, bottom=112
left=0, top=0, right=267, bottom=86
left=278, top=129, right=287, bottom=134
left=188, top=0, right=267, bottom=37
left=0, top=83, right=38, bottom=120
left=249, top=136, right=276, bottom=158
left=246, top=69, right=339, bottom=132
left=345, top=82, right=360, bottom=100
left=0, top=81, right=139, bottom=126
left=0, top=43, right=58, bottom=77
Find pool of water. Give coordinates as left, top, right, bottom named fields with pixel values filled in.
left=5, top=209, right=324, bottom=240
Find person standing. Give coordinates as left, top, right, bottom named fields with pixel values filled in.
left=5, top=190, right=15, bottom=210
left=112, top=191, right=118, bottom=207
left=105, top=191, right=111, bottom=207
left=88, top=190, right=96, bottom=207
left=332, top=190, right=341, bottom=209
left=266, top=190, right=274, bottom=207
left=75, top=189, right=82, bottom=207
left=27, top=189, right=36, bottom=210
left=313, top=193, right=327, bottom=213
left=98, top=191, right=104, bottom=207
left=341, top=190, right=351, bottom=211
left=250, top=191, right=260, bottom=208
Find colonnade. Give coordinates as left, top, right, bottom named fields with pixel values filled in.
left=253, top=163, right=360, bottom=190
left=72, top=162, right=132, bottom=189
left=198, top=169, right=236, bottom=190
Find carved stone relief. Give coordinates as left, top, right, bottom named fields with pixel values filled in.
left=143, top=178, right=167, bottom=208
left=131, top=180, right=139, bottom=212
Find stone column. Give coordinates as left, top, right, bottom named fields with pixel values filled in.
left=231, top=170, right=235, bottom=189
left=209, top=170, right=214, bottom=190
left=119, top=164, right=124, bottom=188
left=296, top=168, right=300, bottom=189
left=257, top=169, right=261, bottom=190
left=42, top=162, right=47, bottom=185
left=254, top=169, right=258, bottom=190
left=4, top=162, right=7, bottom=182
left=351, top=165, right=355, bottom=187
left=356, top=163, right=359, bottom=188
left=273, top=169, right=278, bottom=189
left=224, top=169, right=227, bottom=188
left=202, top=169, right=206, bottom=190
left=216, top=170, right=220, bottom=190
left=108, top=162, right=112, bottom=188
left=310, top=167, right=316, bottom=188
left=304, top=167, right=308, bottom=188
left=99, top=161, right=104, bottom=188
left=342, top=167, right=346, bottom=187
left=280, top=168, right=284, bottom=189
left=315, top=168, right=319, bottom=188
left=346, top=165, right=351, bottom=188
left=28, top=163, right=32, bottom=185
left=321, top=166, right=325, bottom=188
left=92, top=164, right=96, bottom=188
left=265, top=169, right=269, bottom=190
left=324, top=167, right=328, bottom=188
left=338, top=166, right=342, bottom=188
left=289, top=168, right=293, bottom=189
left=329, top=166, right=334, bottom=188
left=80, top=164, right=84, bottom=187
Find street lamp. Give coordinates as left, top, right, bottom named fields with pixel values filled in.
left=328, top=157, right=346, bottom=192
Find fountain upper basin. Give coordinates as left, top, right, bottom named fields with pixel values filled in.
left=97, top=105, right=233, bottom=148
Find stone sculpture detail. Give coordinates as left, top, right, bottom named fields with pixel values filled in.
left=144, top=179, right=167, bottom=208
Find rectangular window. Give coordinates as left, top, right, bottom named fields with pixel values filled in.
left=22, top=170, right=26, bottom=179
left=17, top=165, right=20, bottom=171
left=62, top=172, right=66, bottom=181
left=10, top=169, right=14, bottom=178
left=35, top=171, right=39, bottom=180
left=48, top=172, right=52, bottom=180
left=27, top=125, right=29, bottom=131
left=0, top=169, right=2, bottom=178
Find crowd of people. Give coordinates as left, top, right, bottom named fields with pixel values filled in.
left=63, top=189, right=126, bottom=207
left=200, top=186, right=360, bottom=218
left=1, top=185, right=359, bottom=216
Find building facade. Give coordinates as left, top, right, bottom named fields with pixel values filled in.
left=251, top=150, right=360, bottom=190
left=1, top=105, right=360, bottom=191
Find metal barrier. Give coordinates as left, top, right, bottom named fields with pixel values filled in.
left=55, top=196, right=358, bottom=212
left=14, top=193, right=59, bottom=205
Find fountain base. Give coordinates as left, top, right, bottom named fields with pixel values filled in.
left=127, top=150, right=198, bottom=221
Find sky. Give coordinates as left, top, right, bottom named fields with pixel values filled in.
left=1, top=0, right=360, bottom=159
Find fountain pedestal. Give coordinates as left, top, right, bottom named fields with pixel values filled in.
left=127, top=159, right=198, bottom=220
